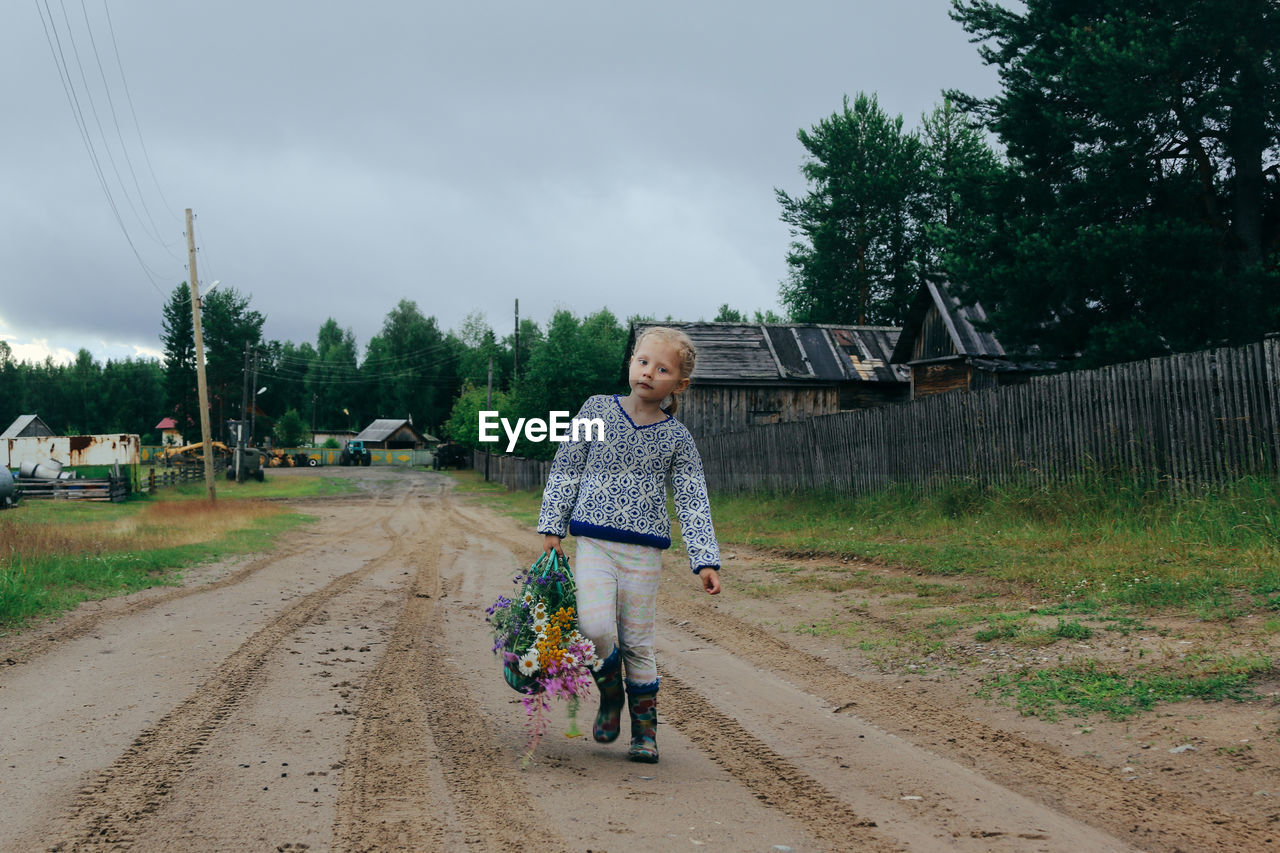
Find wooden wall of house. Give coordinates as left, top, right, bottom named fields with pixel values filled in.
left=839, top=383, right=910, bottom=410
left=678, top=385, right=840, bottom=438
left=912, top=362, right=972, bottom=397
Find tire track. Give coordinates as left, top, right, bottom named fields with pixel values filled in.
left=657, top=669, right=902, bottom=852
left=334, top=495, right=567, bottom=852
left=658, top=589, right=1276, bottom=852
left=45, top=503, right=413, bottom=852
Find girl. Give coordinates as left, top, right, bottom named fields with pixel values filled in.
left=538, top=326, right=721, bottom=764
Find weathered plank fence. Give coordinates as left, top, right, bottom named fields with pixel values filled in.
left=698, top=335, right=1280, bottom=494
left=16, top=476, right=130, bottom=502
left=471, top=451, right=552, bottom=492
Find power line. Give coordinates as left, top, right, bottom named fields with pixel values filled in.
left=79, top=0, right=181, bottom=258
left=35, top=0, right=173, bottom=296
left=102, top=0, right=180, bottom=227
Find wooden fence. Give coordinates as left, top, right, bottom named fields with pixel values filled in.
left=471, top=451, right=552, bottom=492
left=16, top=476, right=130, bottom=502
left=697, top=335, right=1280, bottom=494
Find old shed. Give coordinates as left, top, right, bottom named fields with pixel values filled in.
left=354, top=419, right=432, bottom=449
left=891, top=279, right=1052, bottom=399
left=1, top=414, right=55, bottom=439
left=626, top=322, right=909, bottom=438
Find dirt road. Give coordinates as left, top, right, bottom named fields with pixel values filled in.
left=0, top=467, right=1272, bottom=851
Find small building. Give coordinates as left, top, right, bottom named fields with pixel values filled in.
left=890, top=279, right=1053, bottom=399
left=1, top=414, right=55, bottom=440
left=353, top=419, right=432, bottom=450
left=312, top=429, right=356, bottom=448
left=626, top=322, right=909, bottom=438
left=154, top=417, right=184, bottom=447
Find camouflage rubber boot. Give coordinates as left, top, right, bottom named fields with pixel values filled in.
left=626, top=686, right=658, bottom=763
left=591, top=650, right=625, bottom=743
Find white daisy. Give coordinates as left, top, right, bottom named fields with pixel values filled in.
left=518, top=649, right=540, bottom=674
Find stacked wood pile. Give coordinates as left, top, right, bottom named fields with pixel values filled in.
left=16, top=476, right=130, bottom=502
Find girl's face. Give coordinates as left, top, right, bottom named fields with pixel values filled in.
left=629, top=339, right=689, bottom=405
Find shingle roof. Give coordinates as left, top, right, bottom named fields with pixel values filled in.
left=628, top=322, right=908, bottom=384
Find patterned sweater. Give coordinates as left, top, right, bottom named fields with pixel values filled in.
left=537, top=395, right=721, bottom=573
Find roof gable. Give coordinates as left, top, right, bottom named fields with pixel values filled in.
left=1, top=414, right=55, bottom=439
left=891, top=279, right=1007, bottom=364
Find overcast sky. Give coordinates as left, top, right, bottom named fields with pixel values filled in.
left=3, top=1, right=999, bottom=366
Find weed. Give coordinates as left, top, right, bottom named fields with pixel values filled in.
left=980, top=656, right=1269, bottom=721
left=1053, top=619, right=1094, bottom=640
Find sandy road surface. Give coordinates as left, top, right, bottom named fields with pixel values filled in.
left=0, top=467, right=1271, bottom=852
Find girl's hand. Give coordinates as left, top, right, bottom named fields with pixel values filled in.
left=699, top=568, right=721, bottom=595
left=543, top=534, right=564, bottom=557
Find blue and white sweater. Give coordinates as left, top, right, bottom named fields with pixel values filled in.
left=537, top=395, right=721, bottom=573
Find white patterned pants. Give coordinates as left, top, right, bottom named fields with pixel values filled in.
left=574, top=536, right=662, bottom=690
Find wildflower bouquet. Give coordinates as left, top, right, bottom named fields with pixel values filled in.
left=486, top=549, right=599, bottom=760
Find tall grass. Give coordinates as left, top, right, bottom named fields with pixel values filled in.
left=710, top=474, right=1280, bottom=609
left=0, top=497, right=305, bottom=629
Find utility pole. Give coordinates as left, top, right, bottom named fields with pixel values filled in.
left=237, top=341, right=250, bottom=483
left=513, top=298, right=519, bottom=379
left=485, top=355, right=493, bottom=482
left=186, top=208, right=217, bottom=502
left=250, top=350, right=260, bottom=446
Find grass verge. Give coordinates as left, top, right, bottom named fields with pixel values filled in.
left=0, top=476, right=338, bottom=630
left=711, top=474, right=1280, bottom=613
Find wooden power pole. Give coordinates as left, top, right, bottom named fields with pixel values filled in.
left=186, top=208, right=217, bottom=501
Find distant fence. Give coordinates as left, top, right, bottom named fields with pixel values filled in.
left=141, top=446, right=435, bottom=467
left=472, top=450, right=552, bottom=492
left=698, top=335, right=1280, bottom=494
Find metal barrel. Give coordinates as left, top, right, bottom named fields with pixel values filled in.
left=19, top=459, right=65, bottom=479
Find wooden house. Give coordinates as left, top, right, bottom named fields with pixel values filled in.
left=626, top=322, right=909, bottom=438
left=1, top=414, right=55, bottom=440
left=890, top=279, right=1053, bottom=399
left=153, top=417, right=184, bottom=447
left=353, top=418, right=433, bottom=449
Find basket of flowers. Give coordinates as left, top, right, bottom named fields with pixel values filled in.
left=486, top=550, right=600, bottom=760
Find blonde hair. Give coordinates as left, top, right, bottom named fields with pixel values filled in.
left=634, top=326, right=696, bottom=414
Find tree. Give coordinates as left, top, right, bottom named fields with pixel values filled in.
left=363, top=300, right=455, bottom=432
left=506, top=308, right=629, bottom=458
left=160, top=283, right=197, bottom=432
left=947, top=0, right=1280, bottom=365
left=307, top=319, right=358, bottom=432
left=200, top=287, right=265, bottom=440
left=714, top=304, right=747, bottom=322
left=444, top=382, right=510, bottom=451
left=777, top=93, right=930, bottom=326
left=273, top=408, right=308, bottom=447
left=919, top=99, right=1004, bottom=272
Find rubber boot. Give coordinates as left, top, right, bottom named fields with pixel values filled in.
left=590, top=649, right=625, bottom=743
left=626, top=686, right=659, bottom=763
